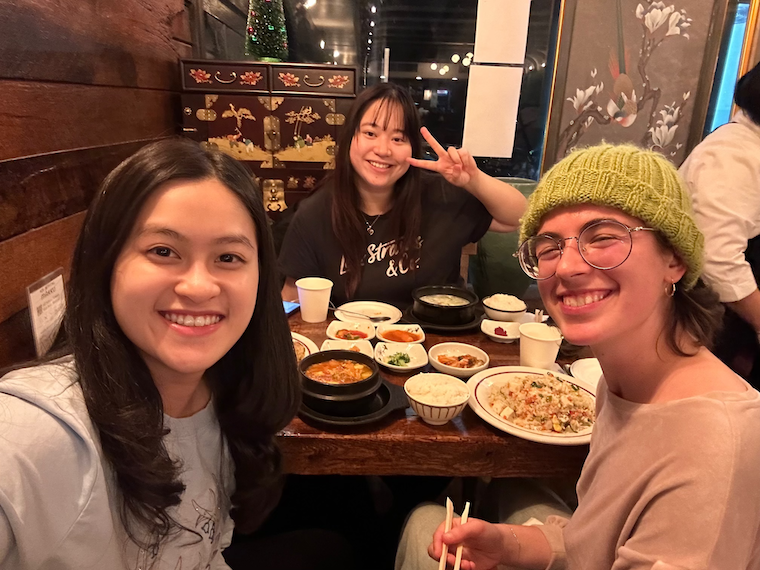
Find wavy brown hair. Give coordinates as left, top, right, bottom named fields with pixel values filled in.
left=329, top=83, right=424, bottom=298
left=651, top=234, right=725, bottom=356
left=63, top=138, right=300, bottom=551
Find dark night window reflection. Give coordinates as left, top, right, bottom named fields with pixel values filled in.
left=199, top=0, right=560, bottom=180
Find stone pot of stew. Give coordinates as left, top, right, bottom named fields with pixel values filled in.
left=299, top=350, right=381, bottom=415
left=412, top=285, right=478, bottom=326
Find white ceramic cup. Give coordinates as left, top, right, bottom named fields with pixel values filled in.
left=519, top=322, right=563, bottom=369
left=295, top=277, right=333, bottom=323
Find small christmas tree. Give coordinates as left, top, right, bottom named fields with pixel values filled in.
left=244, top=0, right=288, bottom=62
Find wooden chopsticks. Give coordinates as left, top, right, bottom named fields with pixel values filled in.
left=438, top=498, right=454, bottom=570
left=453, top=501, right=470, bottom=570
left=439, top=497, right=471, bottom=570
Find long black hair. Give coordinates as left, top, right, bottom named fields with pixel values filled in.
left=65, top=138, right=300, bottom=549
left=329, top=83, right=424, bottom=298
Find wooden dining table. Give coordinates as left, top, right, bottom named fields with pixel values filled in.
left=279, top=311, right=590, bottom=479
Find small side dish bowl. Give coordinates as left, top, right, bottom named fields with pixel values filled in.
left=374, top=342, right=428, bottom=371
left=404, top=372, right=471, bottom=425
left=480, top=320, right=521, bottom=343
left=320, top=339, right=374, bottom=358
left=427, top=342, right=490, bottom=378
left=325, top=320, right=375, bottom=341
left=411, top=285, right=478, bottom=326
left=482, top=294, right=528, bottom=322
left=375, top=323, right=425, bottom=344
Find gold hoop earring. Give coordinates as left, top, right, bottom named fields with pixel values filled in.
left=666, top=281, right=676, bottom=297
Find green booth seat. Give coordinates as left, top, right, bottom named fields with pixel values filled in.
left=469, top=177, right=538, bottom=300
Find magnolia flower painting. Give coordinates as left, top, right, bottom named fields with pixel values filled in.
left=546, top=0, right=720, bottom=168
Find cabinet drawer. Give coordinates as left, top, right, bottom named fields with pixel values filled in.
left=270, top=64, right=356, bottom=96
left=181, top=60, right=270, bottom=93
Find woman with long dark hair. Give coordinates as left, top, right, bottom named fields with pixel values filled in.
left=396, top=144, right=760, bottom=569
left=0, top=139, right=302, bottom=568
left=279, top=82, right=527, bottom=307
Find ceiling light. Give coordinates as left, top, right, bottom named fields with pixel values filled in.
left=451, top=54, right=460, bottom=63
left=430, top=63, right=438, bottom=70
left=466, top=52, right=473, bottom=58
left=462, top=57, right=471, bottom=67
left=442, top=65, right=449, bottom=72
left=333, top=49, right=340, bottom=57
left=369, top=31, right=372, bottom=35
left=319, top=40, right=325, bottom=49
left=416, top=76, right=422, bottom=80
left=439, top=68, right=446, bottom=75
left=370, top=21, right=375, bottom=27
left=452, top=77, right=458, bottom=81
left=303, top=0, right=316, bottom=8
left=528, top=65, right=534, bottom=70
left=368, top=39, right=372, bottom=44
left=370, top=5, right=376, bottom=12
left=541, top=62, right=546, bottom=68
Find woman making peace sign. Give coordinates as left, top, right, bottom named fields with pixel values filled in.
left=279, top=82, right=527, bottom=308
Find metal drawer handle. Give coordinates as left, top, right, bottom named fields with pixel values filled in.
left=215, top=71, right=237, bottom=84
left=303, top=74, right=325, bottom=87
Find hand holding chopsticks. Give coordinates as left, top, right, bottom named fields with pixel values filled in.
left=430, top=500, right=533, bottom=570
left=437, top=497, right=471, bottom=570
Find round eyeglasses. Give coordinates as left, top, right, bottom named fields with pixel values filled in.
left=515, top=219, right=657, bottom=280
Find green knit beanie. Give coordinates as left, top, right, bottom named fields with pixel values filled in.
left=519, top=143, right=703, bottom=290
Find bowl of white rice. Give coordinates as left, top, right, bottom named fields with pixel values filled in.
left=404, top=373, right=471, bottom=425
left=482, top=294, right=528, bottom=321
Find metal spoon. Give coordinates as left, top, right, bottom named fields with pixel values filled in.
left=329, top=303, right=391, bottom=323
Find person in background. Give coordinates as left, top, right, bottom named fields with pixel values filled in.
left=278, top=82, right=527, bottom=308
left=0, top=139, right=350, bottom=569
left=396, top=144, right=760, bottom=570
left=680, top=59, right=760, bottom=387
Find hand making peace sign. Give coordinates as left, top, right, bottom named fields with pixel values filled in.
left=406, top=127, right=481, bottom=189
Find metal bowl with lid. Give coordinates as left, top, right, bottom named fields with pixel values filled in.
left=298, top=350, right=381, bottom=415
left=411, top=285, right=479, bottom=326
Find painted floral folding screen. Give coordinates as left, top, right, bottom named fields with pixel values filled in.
left=542, top=0, right=730, bottom=171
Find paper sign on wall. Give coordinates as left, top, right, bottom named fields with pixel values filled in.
left=472, top=0, right=531, bottom=64
left=462, top=66, right=524, bottom=158
left=26, top=268, right=66, bottom=357
left=462, top=0, right=531, bottom=158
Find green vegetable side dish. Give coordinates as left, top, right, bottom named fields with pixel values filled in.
left=387, top=352, right=411, bottom=366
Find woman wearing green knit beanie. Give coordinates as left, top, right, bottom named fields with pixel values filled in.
left=414, top=144, right=760, bottom=570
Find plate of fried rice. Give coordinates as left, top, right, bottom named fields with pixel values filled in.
left=467, top=366, right=596, bottom=445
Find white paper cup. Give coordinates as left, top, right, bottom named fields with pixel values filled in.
left=295, top=277, right=333, bottom=323
left=519, top=322, right=563, bottom=369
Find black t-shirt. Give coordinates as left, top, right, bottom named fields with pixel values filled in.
left=278, top=171, right=492, bottom=308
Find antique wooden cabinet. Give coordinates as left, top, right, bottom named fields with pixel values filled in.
left=180, top=60, right=357, bottom=213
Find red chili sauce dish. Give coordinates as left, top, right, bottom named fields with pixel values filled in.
left=335, top=329, right=369, bottom=340
left=381, top=329, right=421, bottom=343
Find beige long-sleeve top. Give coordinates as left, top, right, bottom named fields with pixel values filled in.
left=539, top=377, right=760, bottom=569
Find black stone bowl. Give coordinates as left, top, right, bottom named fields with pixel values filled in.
left=299, top=350, right=382, bottom=415
left=411, top=285, right=479, bottom=326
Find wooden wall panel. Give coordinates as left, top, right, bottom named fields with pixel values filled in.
left=0, top=0, right=191, bottom=368
left=0, top=0, right=187, bottom=90
left=0, top=141, right=155, bottom=241
left=0, top=213, right=85, bottom=323
left=0, top=82, right=179, bottom=161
